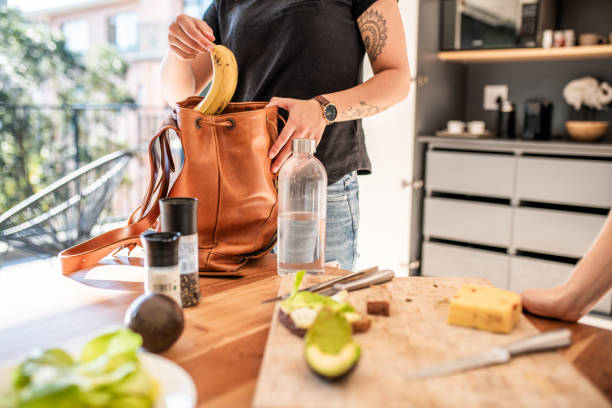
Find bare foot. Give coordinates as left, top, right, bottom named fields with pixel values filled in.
left=521, top=286, right=584, bottom=322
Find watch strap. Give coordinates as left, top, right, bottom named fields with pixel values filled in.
left=314, top=95, right=330, bottom=107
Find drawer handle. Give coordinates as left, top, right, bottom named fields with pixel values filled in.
left=402, top=179, right=424, bottom=190
left=400, top=260, right=421, bottom=270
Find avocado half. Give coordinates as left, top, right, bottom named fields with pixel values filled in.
left=304, top=308, right=361, bottom=381
left=305, top=342, right=361, bottom=381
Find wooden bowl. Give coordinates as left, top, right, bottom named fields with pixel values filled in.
left=566, top=121, right=609, bottom=142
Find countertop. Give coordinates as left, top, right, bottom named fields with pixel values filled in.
left=418, top=135, right=612, bottom=156
left=0, top=253, right=610, bottom=406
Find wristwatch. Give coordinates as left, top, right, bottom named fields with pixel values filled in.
left=314, top=95, right=338, bottom=125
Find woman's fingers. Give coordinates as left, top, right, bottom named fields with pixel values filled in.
left=168, top=14, right=215, bottom=59
left=178, top=18, right=215, bottom=51
left=175, top=25, right=211, bottom=53
left=271, top=138, right=294, bottom=173
left=193, top=19, right=216, bottom=42
left=169, top=44, right=196, bottom=60
left=269, top=121, right=295, bottom=159
left=266, top=97, right=293, bottom=110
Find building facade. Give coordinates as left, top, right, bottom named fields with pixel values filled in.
left=28, top=0, right=211, bottom=108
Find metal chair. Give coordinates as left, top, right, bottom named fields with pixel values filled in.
left=0, top=150, right=132, bottom=256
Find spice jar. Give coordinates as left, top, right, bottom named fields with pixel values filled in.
left=160, top=198, right=201, bottom=307
left=141, top=231, right=182, bottom=307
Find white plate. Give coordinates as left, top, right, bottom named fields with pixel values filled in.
left=0, top=351, right=196, bottom=408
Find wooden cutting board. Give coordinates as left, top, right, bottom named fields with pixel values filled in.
left=252, top=275, right=608, bottom=407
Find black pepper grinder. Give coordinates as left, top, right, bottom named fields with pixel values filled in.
left=496, top=97, right=516, bottom=139
left=159, top=198, right=201, bottom=307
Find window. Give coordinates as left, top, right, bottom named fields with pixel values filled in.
left=184, top=0, right=213, bottom=18
left=108, top=12, right=139, bottom=52
left=62, top=19, right=89, bottom=54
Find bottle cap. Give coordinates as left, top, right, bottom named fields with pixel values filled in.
left=292, top=139, right=315, bottom=154
left=159, top=197, right=198, bottom=236
left=141, top=231, right=180, bottom=267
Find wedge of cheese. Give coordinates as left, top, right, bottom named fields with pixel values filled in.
left=448, top=284, right=522, bottom=334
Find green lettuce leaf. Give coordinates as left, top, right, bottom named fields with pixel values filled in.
left=281, top=272, right=356, bottom=314
left=12, top=349, right=74, bottom=391
left=291, top=270, right=305, bottom=297
left=7, top=329, right=156, bottom=408
left=80, top=328, right=141, bottom=364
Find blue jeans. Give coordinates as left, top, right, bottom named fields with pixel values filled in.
left=325, top=171, right=359, bottom=271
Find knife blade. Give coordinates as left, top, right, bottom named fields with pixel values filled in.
left=317, top=269, right=395, bottom=296
left=260, top=266, right=378, bottom=303
left=406, top=328, right=572, bottom=380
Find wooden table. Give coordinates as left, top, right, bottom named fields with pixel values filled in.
left=0, top=253, right=610, bottom=406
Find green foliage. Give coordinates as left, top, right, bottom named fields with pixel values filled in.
left=60, top=45, right=134, bottom=105
left=0, top=7, right=134, bottom=214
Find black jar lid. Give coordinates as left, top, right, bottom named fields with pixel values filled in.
left=159, top=197, right=198, bottom=236
left=141, top=231, right=180, bottom=267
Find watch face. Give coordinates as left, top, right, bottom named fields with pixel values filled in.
left=324, top=104, right=337, bottom=122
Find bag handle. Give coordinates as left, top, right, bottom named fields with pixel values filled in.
left=59, top=120, right=177, bottom=274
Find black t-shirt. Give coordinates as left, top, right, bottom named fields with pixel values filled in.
left=203, top=0, right=377, bottom=185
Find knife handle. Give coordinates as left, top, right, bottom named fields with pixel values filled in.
left=305, top=269, right=366, bottom=293
left=333, top=269, right=395, bottom=292
left=503, top=328, right=572, bottom=356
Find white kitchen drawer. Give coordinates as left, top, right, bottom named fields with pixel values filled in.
left=426, top=150, right=515, bottom=198
left=424, top=197, right=512, bottom=247
left=516, top=157, right=612, bottom=208
left=513, top=208, right=606, bottom=258
left=422, top=241, right=509, bottom=289
left=510, top=256, right=611, bottom=314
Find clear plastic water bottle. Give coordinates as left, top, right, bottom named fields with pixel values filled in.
left=278, top=139, right=327, bottom=275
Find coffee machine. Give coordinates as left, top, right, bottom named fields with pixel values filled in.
left=522, top=98, right=553, bottom=140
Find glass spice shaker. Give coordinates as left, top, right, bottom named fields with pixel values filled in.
left=141, top=231, right=182, bottom=307
left=159, top=198, right=201, bottom=307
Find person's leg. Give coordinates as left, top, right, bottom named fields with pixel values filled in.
left=522, top=210, right=612, bottom=321
left=325, top=172, right=359, bottom=271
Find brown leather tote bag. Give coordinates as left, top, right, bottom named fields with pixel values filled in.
left=59, top=96, right=279, bottom=274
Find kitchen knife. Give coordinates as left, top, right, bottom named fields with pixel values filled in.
left=260, top=266, right=378, bottom=303
left=406, top=328, right=572, bottom=380
left=317, top=269, right=395, bottom=296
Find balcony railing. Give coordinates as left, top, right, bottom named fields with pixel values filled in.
left=0, top=103, right=170, bottom=258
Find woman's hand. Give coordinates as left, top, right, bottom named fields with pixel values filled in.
left=266, top=97, right=327, bottom=173
left=168, top=14, right=216, bottom=60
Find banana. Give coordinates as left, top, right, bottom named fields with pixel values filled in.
left=194, top=45, right=238, bottom=115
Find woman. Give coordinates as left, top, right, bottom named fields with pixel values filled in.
left=160, top=0, right=410, bottom=271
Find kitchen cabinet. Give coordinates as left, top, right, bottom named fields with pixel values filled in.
left=421, top=241, right=509, bottom=289
left=413, top=137, right=612, bottom=315
left=516, top=157, right=612, bottom=207
left=513, top=207, right=606, bottom=258
left=410, top=0, right=612, bottom=316
left=424, top=197, right=512, bottom=247
left=425, top=151, right=515, bottom=198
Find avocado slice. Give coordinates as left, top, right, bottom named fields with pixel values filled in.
left=279, top=271, right=365, bottom=337
left=304, top=308, right=361, bottom=381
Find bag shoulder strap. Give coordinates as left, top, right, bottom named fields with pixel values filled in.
left=59, top=121, right=178, bottom=274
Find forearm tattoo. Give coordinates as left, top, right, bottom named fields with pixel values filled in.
left=342, top=101, right=382, bottom=120
left=357, top=9, right=388, bottom=63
